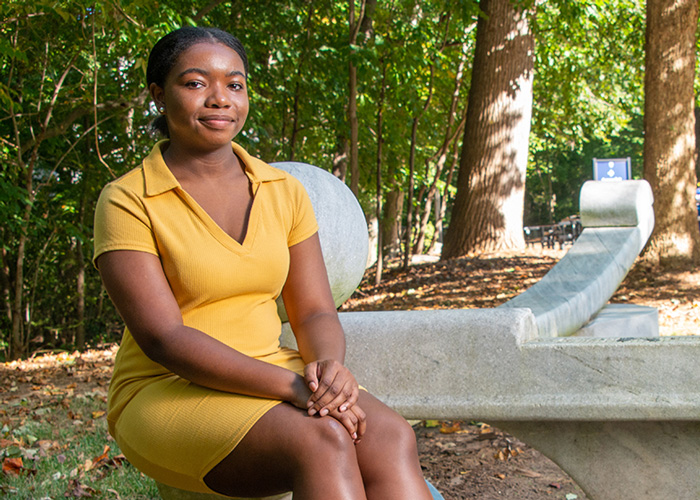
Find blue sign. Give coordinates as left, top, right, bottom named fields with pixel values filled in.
left=593, top=157, right=631, bottom=181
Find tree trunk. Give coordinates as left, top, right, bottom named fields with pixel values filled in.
left=642, top=0, right=700, bottom=266
left=374, top=60, right=386, bottom=285
left=430, top=136, right=461, bottom=254
left=288, top=2, right=316, bottom=161
left=413, top=44, right=468, bottom=256
left=332, top=139, right=349, bottom=182
left=442, top=0, right=535, bottom=259
left=382, top=187, right=404, bottom=259
left=403, top=66, right=434, bottom=268
left=403, top=117, right=420, bottom=268
left=348, top=0, right=368, bottom=197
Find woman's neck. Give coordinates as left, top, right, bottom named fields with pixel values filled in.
left=161, top=141, right=244, bottom=182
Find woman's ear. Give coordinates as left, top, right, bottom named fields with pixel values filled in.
left=149, top=83, right=165, bottom=112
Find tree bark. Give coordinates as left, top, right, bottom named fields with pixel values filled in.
left=642, top=0, right=700, bottom=266
left=442, top=0, right=535, bottom=259
left=414, top=42, right=468, bottom=256
left=374, top=60, right=386, bottom=285
left=382, top=187, right=404, bottom=258
left=347, top=0, right=368, bottom=197
left=403, top=66, right=434, bottom=268
left=289, top=1, right=316, bottom=161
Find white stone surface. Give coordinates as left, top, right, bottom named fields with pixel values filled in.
left=495, top=420, right=700, bottom=500
left=282, top=310, right=700, bottom=421
left=501, top=179, right=655, bottom=337
left=271, top=162, right=369, bottom=322
left=580, top=179, right=654, bottom=233
left=572, top=303, right=658, bottom=338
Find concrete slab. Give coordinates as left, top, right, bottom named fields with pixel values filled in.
left=573, top=303, right=658, bottom=338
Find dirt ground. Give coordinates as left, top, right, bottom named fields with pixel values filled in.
left=2, top=247, right=698, bottom=499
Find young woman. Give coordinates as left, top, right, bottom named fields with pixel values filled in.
left=94, top=26, right=433, bottom=500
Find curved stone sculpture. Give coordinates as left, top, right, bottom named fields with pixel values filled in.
left=500, top=179, right=655, bottom=337
left=271, top=162, right=369, bottom=322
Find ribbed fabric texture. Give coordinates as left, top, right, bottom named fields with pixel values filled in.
left=93, top=142, right=318, bottom=492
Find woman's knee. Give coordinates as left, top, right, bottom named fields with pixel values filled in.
left=295, top=415, right=358, bottom=461
left=380, top=414, right=419, bottom=454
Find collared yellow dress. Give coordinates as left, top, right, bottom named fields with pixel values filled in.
left=93, top=141, right=319, bottom=493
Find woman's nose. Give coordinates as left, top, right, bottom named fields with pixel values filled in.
left=205, top=84, right=230, bottom=107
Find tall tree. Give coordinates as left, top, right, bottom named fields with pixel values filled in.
left=442, top=0, right=535, bottom=258
left=347, top=0, right=370, bottom=197
left=642, top=0, right=700, bottom=266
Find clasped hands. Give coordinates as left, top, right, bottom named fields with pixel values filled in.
left=296, top=359, right=365, bottom=444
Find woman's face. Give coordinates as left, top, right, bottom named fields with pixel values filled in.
left=150, top=42, right=249, bottom=153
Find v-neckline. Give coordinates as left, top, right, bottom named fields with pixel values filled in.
left=176, top=173, right=260, bottom=253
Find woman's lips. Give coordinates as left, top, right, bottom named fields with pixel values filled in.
left=199, top=115, right=234, bottom=128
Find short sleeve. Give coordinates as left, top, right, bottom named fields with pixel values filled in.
left=93, top=182, right=159, bottom=267
left=286, top=175, right=319, bottom=247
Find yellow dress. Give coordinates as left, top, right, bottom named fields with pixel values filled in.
left=93, top=141, right=318, bottom=493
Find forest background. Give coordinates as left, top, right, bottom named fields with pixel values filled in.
left=1, top=0, right=698, bottom=360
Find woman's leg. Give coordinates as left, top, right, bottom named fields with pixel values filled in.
left=353, top=392, right=434, bottom=500
left=204, top=402, right=367, bottom=500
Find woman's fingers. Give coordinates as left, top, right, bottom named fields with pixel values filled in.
left=328, top=404, right=366, bottom=444
left=304, top=360, right=359, bottom=416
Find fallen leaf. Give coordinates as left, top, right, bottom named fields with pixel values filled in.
left=2, top=456, right=35, bottom=476
left=2, top=457, right=23, bottom=475
left=440, top=421, right=462, bottom=434
left=64, top=478, right=99, bottom=498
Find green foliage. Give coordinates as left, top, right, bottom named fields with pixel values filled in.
left=0, top=0, right=667, bottom=356
left=527, top=0, right=645, bottom=224
left=0, top=0, right=181, bottom=357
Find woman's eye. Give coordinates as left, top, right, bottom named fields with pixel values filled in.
left=185, top=81, right=204, bottom=88
left=229, top=82, right=244, bottom=90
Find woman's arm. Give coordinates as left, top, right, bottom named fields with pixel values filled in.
left=97, top=250, right=311, bottom=408
left=281, top=233, right=361, bottom=419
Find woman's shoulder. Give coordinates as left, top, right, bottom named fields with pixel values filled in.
left=98, top=166, right=147, bottom=205
left=100, top=142, right=172, bottom=200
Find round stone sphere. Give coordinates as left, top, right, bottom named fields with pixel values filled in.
left=272, top=162, right=369, bottom=322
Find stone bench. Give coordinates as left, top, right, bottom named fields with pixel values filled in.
left=157, top=164, right=699, bottom=500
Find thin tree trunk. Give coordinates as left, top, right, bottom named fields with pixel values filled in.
left=289, top=1, right=316, bottom=161
left=414, top=110, right=467, bottom=255
left=374, top=60, right=386, bottom=285
left=403, top=118, right=420, bottom=268
left=348, top=0, right=367, bottom=197
left=403, top=66, right=434, bottom=268
left=442, top=0, right=535, bottom=259
left=642, top=0, right=700, bottom=266
left=430, top=135, right=461, bottom=254
left=413, top=42, right=469, bottom=255
left=332, top=139, right=349, bottom=181
left=348, top=60, right=359, bottom=196
left=382, top=187, right=404, bottom=258
left=0, top=244, right=11, bottom=327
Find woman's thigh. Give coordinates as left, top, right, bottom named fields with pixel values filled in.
left=204, top=401, right=364, bottom=497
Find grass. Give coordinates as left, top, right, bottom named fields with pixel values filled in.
left=1, top=379, right=159, bottom=499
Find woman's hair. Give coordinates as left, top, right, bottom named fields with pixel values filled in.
left=147, top=26, right=249, bottom=137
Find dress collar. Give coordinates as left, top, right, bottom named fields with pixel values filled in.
left=143, top=140, right=286, bottom=197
